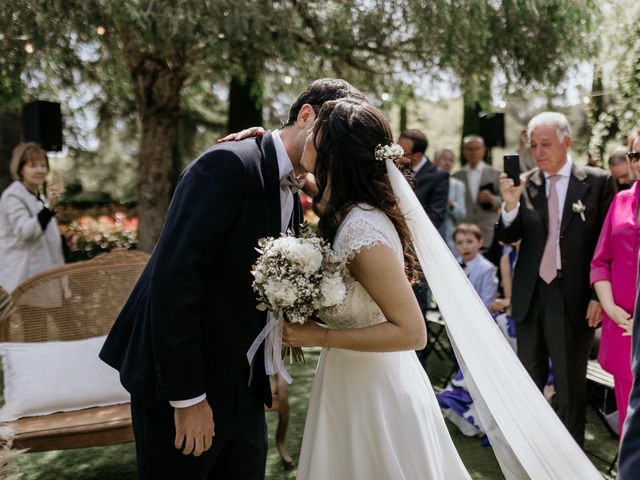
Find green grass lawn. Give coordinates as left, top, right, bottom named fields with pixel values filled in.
left=10, top=347, right=619, bottom=479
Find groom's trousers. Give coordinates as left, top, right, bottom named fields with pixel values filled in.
left=130, top=378, right=267, bottom=480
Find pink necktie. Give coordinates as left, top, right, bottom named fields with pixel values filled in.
left=539, top=175, right=561, bottom=283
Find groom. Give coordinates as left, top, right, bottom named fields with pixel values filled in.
left=100, top=78, right=366, bottom=479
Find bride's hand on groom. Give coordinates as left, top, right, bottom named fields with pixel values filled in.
left=217, top=126, right=265, bottom=143
left=283, top=321, right=324, bottom=347
left=217, top=126, right=319, bottom=197
left=174, top=399, right=215, bottom=457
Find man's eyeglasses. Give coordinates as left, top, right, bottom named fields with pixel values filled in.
left=626, top=151, right=640, bottom=162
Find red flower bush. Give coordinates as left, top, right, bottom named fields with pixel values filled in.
left=64, top=212, right=138, bottom=262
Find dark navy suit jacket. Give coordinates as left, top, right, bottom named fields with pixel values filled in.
left=495, top=164, right=613, bottom=325
left=412, top=158, right=449, bottom=230
left=99, top=133, right=294, bottom=427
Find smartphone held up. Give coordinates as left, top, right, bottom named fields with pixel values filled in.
left=503, top=154, right=521, bottom=186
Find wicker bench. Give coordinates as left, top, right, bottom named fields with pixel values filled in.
left=424, top=310, right=458, bottom=387
left=0, top=249, right=293, bottom=469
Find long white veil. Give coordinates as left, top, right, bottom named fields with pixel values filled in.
left=385, top=159, right=602, bottom=480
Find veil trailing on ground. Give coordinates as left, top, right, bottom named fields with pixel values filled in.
left=385, top=159, right=602, bottom=480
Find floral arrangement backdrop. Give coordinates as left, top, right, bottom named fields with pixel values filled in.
left=55, top=194, right=317, bottom=264
left=57, top=204, right=138, bottom=262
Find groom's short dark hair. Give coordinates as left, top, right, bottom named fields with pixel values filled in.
left=284, top=78, right=366, bottom=127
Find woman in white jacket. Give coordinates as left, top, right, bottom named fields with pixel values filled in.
left=0, top=143, right=64, bottom=293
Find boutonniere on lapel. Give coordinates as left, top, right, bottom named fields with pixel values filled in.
left=572, top=199, right=586, bottom=221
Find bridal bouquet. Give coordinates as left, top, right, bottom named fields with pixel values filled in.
left=251, top=226, right=346, bottom=363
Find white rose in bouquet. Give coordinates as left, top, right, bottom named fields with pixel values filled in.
left=314, top=272, right=347, bottom=310
left=271, top=236, right=298, bottom=256
left=263, top=278, right=298, bottom=308
left=292, top=242, right=323, bottom=274
left=318, top=272, right=347, bottom=309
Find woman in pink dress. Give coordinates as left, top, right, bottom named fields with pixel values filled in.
left=591, top=125, right=640, bottom=436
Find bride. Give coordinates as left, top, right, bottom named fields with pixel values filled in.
left=281, top=97, right=605, bottom=480
left=282, top=98, right=472, bottom=479
left=234, top=96, right=603, bottom=479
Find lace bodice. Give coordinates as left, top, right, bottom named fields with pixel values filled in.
left=319, top=204, right=404, bottom=329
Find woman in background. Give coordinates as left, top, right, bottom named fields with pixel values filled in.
left=0, top=142, right=64, bottom=292
left=590, top=125, right=640, bottom=436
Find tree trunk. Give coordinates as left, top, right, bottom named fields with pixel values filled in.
left=128, top=55, right=186, bottom=252
left=137, top=109, right=180, bottom=252
left=227, top=74, right=263, bottom=134
left=461, top=95, right=481, bottom=167
left=399, top=104, right=408, bottom=133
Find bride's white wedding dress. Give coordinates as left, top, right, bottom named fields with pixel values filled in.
left=296, top=205, right=471, bottom=480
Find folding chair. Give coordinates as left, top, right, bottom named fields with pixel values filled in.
left=424, top=310, right=458, bottom=387
left=585, top=359, right=619, bottom=474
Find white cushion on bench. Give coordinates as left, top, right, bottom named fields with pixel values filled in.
left=0, top=335, right=129, bottom=421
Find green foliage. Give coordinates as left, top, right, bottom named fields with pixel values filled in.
left=418, top=0, right=597, bottom=98
left=2, top=0, right=601, bottom=125
left=589, top=1, right=640, bottom=154
left=3, top=0, right=599, bottom=130
left=1, top=1, right=602, bottom=244
left=0, top=11, right=29, bottom=110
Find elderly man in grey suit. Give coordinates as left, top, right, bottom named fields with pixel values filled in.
left=453, top=135, right=502, bottom=248
left=619, top=257, right=640, bottom=479
left=434, top=147, right=466, bottom=251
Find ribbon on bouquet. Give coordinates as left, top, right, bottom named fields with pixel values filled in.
left=246, top=312, right=293, bottom=384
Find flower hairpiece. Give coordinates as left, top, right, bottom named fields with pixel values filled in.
left=375, top=143, right=404, bottom=163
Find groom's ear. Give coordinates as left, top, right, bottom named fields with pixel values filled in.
left=296, top=104, right=316, bottom=129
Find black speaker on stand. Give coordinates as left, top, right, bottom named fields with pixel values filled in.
left=22, top=101, right=63, bottom=151
left=479, top=112, right=505, bottom=149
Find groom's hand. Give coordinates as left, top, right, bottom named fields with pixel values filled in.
left=174, top=399, right=215, bottom=457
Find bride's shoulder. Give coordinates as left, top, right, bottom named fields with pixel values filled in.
left=335, top=203, right=399, bottom=256
left=345, top=203, right=391, bottom=222
left=339, top=203, right=393, bottom=231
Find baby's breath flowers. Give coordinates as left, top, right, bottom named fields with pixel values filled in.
left=374, top=143, right=405, bottom=163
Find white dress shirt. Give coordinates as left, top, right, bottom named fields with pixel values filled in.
left=411, top=155, right=428, bottom=178
left=459, top=255, right=477, bottom=275
left=501, top=156, right=573, bottom=270
left=272, top=130, right=296, bottom=232
left=465, top=161, right=487, bottom=202
left=171, top=130, right=295, bottom=409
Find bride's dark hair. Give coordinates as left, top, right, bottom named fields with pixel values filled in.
left=312, top=98, right=418, bottom=282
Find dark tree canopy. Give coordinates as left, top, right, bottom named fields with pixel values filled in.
left=1, top=0, right=598, bottom=249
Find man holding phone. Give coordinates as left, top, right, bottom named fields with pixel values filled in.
left=503, top=154, right=521, bottom=187
left=453, top=135, right=502, bottom=248
left=496, top=111, right=614, bottom=446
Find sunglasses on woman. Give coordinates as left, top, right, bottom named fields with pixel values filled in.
left=627, top=151, right=640, bottom=162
